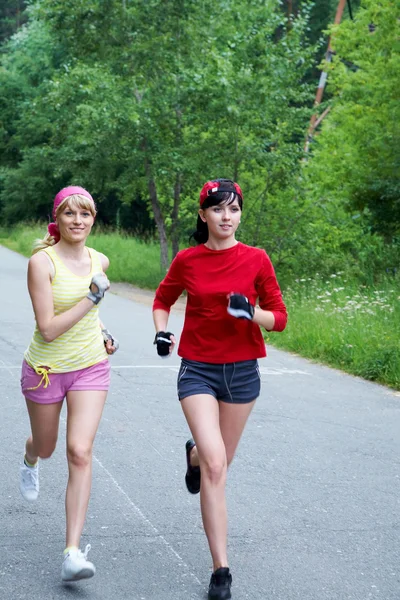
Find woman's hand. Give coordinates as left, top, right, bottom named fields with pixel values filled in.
left=87, top=272, right=110, bottom=305
left=227, top=293, right=255, bottom=320
left=105, top=339, right=118, bottom=355
left=154, top=331, right=176, bottom=357
left=102, top=328, right=119, bottom=354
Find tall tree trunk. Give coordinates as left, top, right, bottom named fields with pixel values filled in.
left=252, top=185, right=268, bottom=247
left=171, top=172, right=181, bottom=259
left=143, top=143, right=169, bottom=271
left=233, top=123, right=239, bottom=182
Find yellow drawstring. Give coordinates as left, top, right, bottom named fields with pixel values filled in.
left=27, top=366, right=51, bottom=390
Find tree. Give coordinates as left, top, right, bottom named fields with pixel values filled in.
left=306, top=0, right=400, bottom=239
left=0, top=0, right=27, bottom=45
left=1, top=0, right=318, bottom=271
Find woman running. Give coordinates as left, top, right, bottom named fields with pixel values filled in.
left=19, top=186, right=118, bottom=582
left=152, top=179, right=287, bottom=600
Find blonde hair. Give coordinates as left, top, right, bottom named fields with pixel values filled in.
left=32, top=194, right=97, bottom=255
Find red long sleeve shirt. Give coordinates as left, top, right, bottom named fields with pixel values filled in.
left=153, top=242, right=287, bottom=364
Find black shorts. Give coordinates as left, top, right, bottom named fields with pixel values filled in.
left=177, top=358, right=261, bottom=404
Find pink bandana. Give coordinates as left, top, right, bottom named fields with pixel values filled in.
left=48, top=186, right=95, bottom=242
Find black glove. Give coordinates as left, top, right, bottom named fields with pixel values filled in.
left=227, top=294, right=255, bottom=320
left=154, top=331, right=174, bottom=357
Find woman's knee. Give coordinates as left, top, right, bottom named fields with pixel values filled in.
left=32, top=438, right=57, bottom=459
left=67, top=443, right=92, bottom=469
left=200, top=453, right=227, bottom=484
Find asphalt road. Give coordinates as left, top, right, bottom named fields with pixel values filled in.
left=0, top=244, right=399, bottom=600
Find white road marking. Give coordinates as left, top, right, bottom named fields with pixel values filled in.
left=0, top=364, right=311, bottom=375
left=258, top=367, right=311, bottom=376
left=92, top=455, right=203, bottom=587
left=58, top=416, right=203, bottom=589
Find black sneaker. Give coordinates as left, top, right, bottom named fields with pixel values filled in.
left=208, top=567, right=232, bottom=600
left=185, top=439, right=201, bottom=494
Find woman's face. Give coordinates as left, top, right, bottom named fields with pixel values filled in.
left=56, top=200, right=95, bottom=243
left=200, top=198, right=241, bottom=240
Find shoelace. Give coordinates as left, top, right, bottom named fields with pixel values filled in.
left=82, top=544, right=91, bottom=560
left=22, top=466, right=38, bottom=489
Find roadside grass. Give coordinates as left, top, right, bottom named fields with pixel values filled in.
left=268, top=274, right=400, bottom=390
left=1, top=224, right=399, bottom=389
left=0, top=224, right=164, bottom=289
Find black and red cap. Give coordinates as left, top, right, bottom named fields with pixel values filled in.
left=199, top=179, right=243, bottom=207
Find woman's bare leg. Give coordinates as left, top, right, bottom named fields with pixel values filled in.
left=25, top=398, right=63, bottom=462
left=65, top=390, right=107, bottom=548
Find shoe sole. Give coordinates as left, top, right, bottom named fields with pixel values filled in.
left=62, top=568, right=95, bottom=582
left=19, top=488, right=38, bottom=502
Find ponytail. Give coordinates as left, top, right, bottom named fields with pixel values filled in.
left=32, top=233, right=57, bottom=255
left=191, top=215, right=209, bottom=245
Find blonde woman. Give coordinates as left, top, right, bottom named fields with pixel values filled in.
left=19, top=186, right=118, bottom=582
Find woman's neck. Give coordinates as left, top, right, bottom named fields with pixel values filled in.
left=204, top=236, right=238, bottom=251
left=55, top=239, right=87, bottom=261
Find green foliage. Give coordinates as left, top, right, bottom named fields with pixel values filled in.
left=0, top=1, right=28, bottom=44
left=0, top=1, right=317, bottom=254
left=0, top=0, right=398, bottom=285
left=306, top=0, right=400, bottom=238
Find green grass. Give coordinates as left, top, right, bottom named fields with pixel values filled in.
left=0, top=223, right=165, bottom=289
left=268, top=275, right=400, bottom=390
left=88, top=232, right=165, bottom=289
left=1, top=224, right=399, bottom=389
left=0, top=223, right=45, bottom=257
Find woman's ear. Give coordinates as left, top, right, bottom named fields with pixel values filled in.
left=198, top=208, right=207, bottom=223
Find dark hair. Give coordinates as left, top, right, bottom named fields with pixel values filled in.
left=191, top=179, right=243, bottom=245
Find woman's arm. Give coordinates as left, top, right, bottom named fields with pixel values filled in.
left=97, top=253, right=117, bottom=354
left=255, top=252, right=287, bottom=332
left=153, top=309, right=177, bottom=355
left=153, top=308, right=170, bottom=333
left=28, top=252, right=102, bottom=343
left=252, top=307, right=275, bottom=330
left=152, top=254, right=185, bottom=356
left=98, top=252, right=110, bottom=272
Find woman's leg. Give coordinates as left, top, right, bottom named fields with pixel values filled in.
left=189, top=400, right=256, bottom=468
left=181, top=394, right=228, bottom=570
left=65, top=390, right=107, bottom=548
left=25, top=398, right=63, bottom=462
left=219, top=400, right=256, bottom=466
left=182, top=397, right=256, bottom=570
left=21, top=399, right=63, bottom=502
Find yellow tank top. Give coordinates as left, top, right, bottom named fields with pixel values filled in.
left=24, top=246, right=108, bottom=378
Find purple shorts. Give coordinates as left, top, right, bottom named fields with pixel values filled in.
left=21, top=359, right=110, bottom=404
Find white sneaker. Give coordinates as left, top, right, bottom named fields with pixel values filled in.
left=61, top=545, right=96, bottom=582
left=19, top=460, right=39, bottom=502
